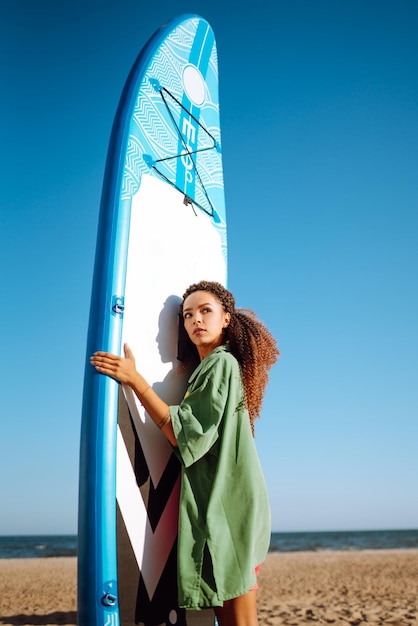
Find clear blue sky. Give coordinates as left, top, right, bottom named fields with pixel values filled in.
left=1, top=0, right=417, bottom=535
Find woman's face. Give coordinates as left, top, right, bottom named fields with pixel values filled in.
left=182, top=290, right=230, bottom=361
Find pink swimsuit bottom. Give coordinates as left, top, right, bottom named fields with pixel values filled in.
left=250, top=563, right=263, bottom=591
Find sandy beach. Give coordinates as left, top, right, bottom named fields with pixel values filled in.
left=0, top=550, right=417, bottom=625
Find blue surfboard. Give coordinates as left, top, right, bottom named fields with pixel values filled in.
left=78, top=15, right=226, bottom=626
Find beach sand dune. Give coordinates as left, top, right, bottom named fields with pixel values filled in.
left=0, top=550, right=417, bottom=625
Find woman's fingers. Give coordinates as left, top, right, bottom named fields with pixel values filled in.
left=91, top=351, right=118, bottom=359
left=91, top=352, right=115, bottom=365
left=90, top=352, right=120, bottom=374
left=124, top=343, right=134, bottom=360
left=90, top=348, right=136, bottom=385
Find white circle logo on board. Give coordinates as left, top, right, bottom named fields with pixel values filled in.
left=182, top=65, right=206, bottom=106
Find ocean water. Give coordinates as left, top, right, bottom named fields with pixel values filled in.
left=0, top=529, right=417, bottom=558
left=269, top=529, right=418, bottom=552
left=0, top=535, right=77, bottom=558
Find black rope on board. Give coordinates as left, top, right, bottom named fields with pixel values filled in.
left=160, top=87, right=217, bottom=148
left=149, top=165, right=201, bottom=218
left=155, top=144, right=215, bottom=165
left=151, top=86, right=218, bottom=219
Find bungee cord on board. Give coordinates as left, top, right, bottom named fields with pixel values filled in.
left=145, top=84, right=220, bottom=221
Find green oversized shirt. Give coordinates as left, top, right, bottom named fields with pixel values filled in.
left=169, top=345, right=271, bottom=609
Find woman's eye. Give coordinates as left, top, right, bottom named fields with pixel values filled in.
left=184, top=313, right=191, bottom=319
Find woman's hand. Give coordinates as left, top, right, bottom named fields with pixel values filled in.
left=90, top=343, right=177, bottom=446
left=90, top=343, right=138, bottom=386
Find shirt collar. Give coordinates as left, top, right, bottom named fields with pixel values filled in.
left=188, top=344, right=231, bottom=384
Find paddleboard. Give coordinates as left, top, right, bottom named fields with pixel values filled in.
left=78, top=14, right=226, bottom=626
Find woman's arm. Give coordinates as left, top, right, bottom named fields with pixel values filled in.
left=90, top=344, right=177, bottom=447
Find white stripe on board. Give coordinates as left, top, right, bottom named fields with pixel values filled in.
left=116, top=426, right=180, bottom=600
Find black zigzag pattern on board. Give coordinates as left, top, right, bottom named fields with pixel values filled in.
left=138, top=442, right=181, bottom=533
left=135, top=540, right=188, bottom=626
left=117, top=387, right=181, bottom=528
left=117, top=387, right=180, bottom=625
left=117, top=389, right=215, bottom=625
left=117, top=504, right=187, bottom=626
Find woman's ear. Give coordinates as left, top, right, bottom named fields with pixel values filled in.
left=224, top=312, right=231, bottom=328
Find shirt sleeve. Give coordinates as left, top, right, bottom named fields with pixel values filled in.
left=169, top=352, right=234, bottom=467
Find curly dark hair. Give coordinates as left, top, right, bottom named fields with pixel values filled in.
left=178, top=281, right=279, bottom=434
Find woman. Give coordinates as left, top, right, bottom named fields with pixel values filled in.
left=91, top=281, right=279, bottom=626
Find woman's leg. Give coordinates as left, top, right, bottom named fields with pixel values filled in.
left=214, top=589, right=258, bottom=626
